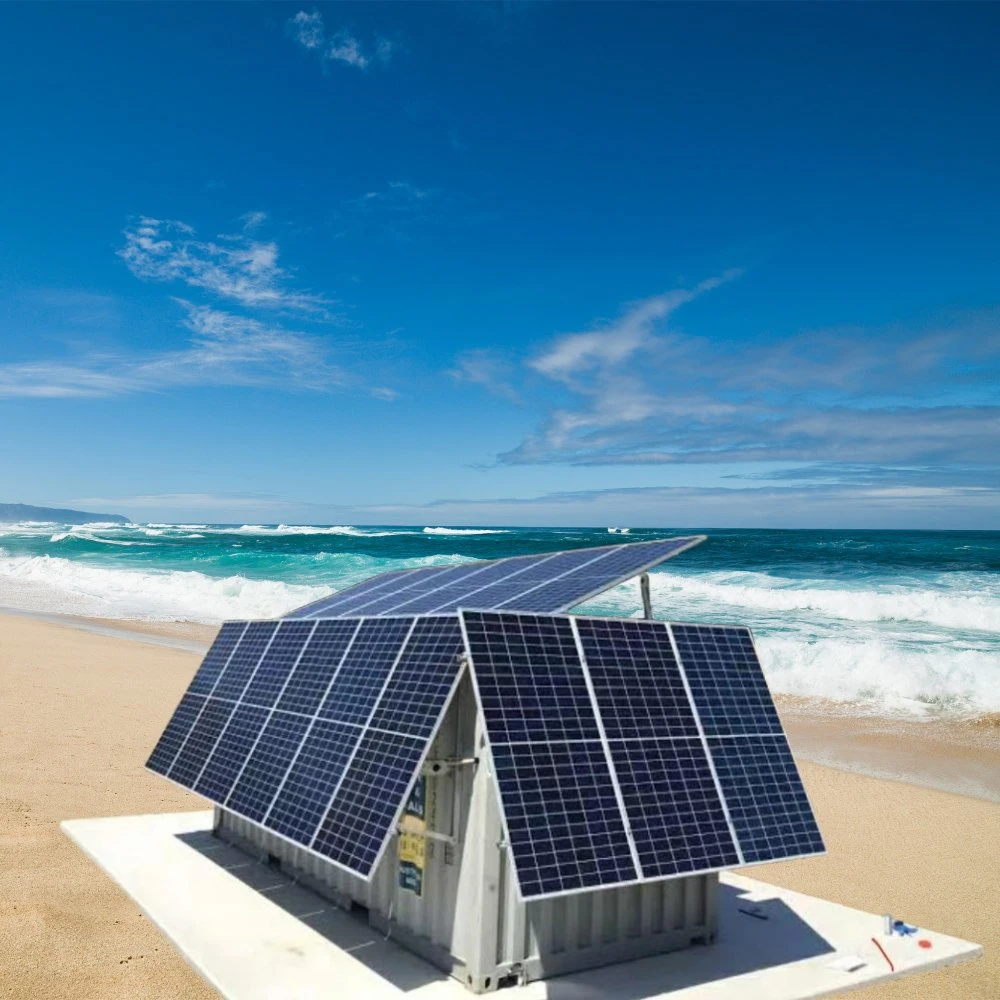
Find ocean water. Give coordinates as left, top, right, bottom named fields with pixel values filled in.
left=1, top=522, right=998, bottom=720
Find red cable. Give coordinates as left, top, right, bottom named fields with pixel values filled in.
left=872, top=937, right=895, bottom=972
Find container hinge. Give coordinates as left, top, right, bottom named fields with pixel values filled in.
left=423, top=756, right=478, bottom=776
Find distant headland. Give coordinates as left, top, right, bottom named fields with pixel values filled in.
left=0, top=502, right=129, bottom=524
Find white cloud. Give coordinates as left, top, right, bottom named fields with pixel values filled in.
left=354, top=180, right=431, bottom=209
left=74, top=492, right=300, bottom=511
left=239, top=210, right=268, bottom=232
left=287, top=11, right=395, bottom=71
left=120, top=217, right=333, bottom=316
left=328, top=31, right=369, bottom=69
left=0, top=302, right=344, bottom=398
left=530, top=271, right=740, bottom=383
left=289, top=11, right=324, bottom=50
left=447, top=349, right=521, bottom=402
left=496, top=282, right=1000, bottom=470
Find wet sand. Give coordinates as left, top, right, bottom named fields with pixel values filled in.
left=0, top=612, right=994, bottom=998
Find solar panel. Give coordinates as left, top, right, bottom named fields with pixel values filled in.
left=670, top=624, right=783, bottom=736
left=285, top=536, right=704, bottom=619
left=311, top=730, right=426, bottom=872
left=489, top=741, right=638, bottom=898
left=609, top=738, right=739, bottom=877
left=706, top=735, right=824, bottom=863
left=188, top=621, right=247, bottom=695
left=146, top=614, right=466, bottom=881
left=459, top=610, right=823, bottom=900
left=316, top=618, right=413, bottom=725
left=265, top=719, right=359, bottom=842
left=575, top=618, right=698, bottom=740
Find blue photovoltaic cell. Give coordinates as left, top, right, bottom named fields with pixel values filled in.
left=312, top=730, right=426, bottom=874
left=462, top=611, right=600, bottom=743
left=286, top=569, right=417, bottom=618
left=169, top=698, right=235, bottom=787
left=316, top=618, right=413, bottom=725
left=276, top=619, right=360, bottom=716
left=188, top=622, right=246, bottom=696
left=576, top=618, right=698, bottom=740
left=670, top=624, right=783, bottom=736
left=212, top=621, right=279, bottom=702
left=346, top=563, right=491, bottom=617
left=610, top=738, right=739, bottom=877
left=368, top=616, right=464, bottom=738
left=321, top=567, right=455, bottom=617
left=194, top=703, right=269, bottom=802
left=265, top=720, right=359, bottom=843
left=225, top=711, right=312, bottom=822
left=241, top=621, right=315, bottom=709
left=490, top=742, right=637, bottom=898
left=491, top=539, right=698, bottom=613
left=363, top=561, right=525, bottom=616
left=709, top=735, right=824, bottom=863
left=146, top=692, right=206, bottom=775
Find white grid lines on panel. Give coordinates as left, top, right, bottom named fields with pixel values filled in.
left=570, top=617, right=645, bottom=880
left=707, top=734, right=825, bottom=864
left=222, top=620, right=319, bottom=811
left=188, top=623, right=284, bottom=791
left=307, top=619, right=419, bottom=850
left=665, top=623, right=746, bottom=865
left=160, top=622, right=251, bottom=777
left=670, top=624, right=782, bottom=736
left=259, top=620, right=365, bottom=826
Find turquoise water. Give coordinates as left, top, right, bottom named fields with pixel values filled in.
left=1, top=522, right=998, bottom=718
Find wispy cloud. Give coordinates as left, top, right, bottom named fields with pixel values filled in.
left=495, top=281, right=1000, bottom=471
left=345, top=180, right=438, bottom=239
left=355, top=180, right=431, bottom=207
left=447, top=349, right=521, bottom=403
left=289, top=11, right=324, bottom=50
left=119, top=217, right=333, bottom=316
left=73, top=492, right=301, bottom=511
left=0, top=302, right=345, bottom=398
left=287, top=11, right=396, bottom=71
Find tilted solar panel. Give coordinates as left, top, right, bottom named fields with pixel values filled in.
left=146, top=614, right=466, bottom=880
left=284, top=535, right=704, bottom=619
left=459, top=610, right=823, bottom=901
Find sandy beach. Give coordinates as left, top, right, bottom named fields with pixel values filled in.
left=0, top=612, right=995, bottom=999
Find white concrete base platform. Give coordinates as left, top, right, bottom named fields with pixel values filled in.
left=62, top=810, right=982, bottom=1000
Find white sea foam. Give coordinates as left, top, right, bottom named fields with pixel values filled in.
left=232, top=524, right=411, bottom=537
left=756, top=634, right=1000, bottom=716
left=0, top=551, right=326, bottom=622
left=643, top=570, right=1000, bottom=635
left=422, top=527, right=509, bottom=535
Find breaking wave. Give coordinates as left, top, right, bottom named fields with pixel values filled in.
left=422, top=527, right=509, bottom=536
left=0, top=551, right=327, bottom=621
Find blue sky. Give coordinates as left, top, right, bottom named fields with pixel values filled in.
left=1, top=2, right=997, bottom=528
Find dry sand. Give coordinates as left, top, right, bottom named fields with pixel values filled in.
left=0, top=612, right=994, bottom=999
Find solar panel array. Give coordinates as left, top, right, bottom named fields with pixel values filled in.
left=147, top=533, right=822, bottom=901
left=460, top=611, right=823, bottom=900
left=147, top=614, right=465, bottom=879
left=285, top=536, right=704, bottom=619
